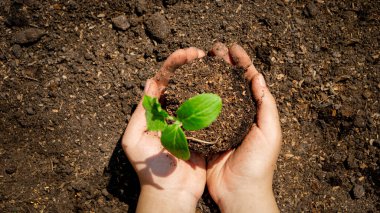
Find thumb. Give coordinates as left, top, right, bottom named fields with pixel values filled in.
left=250, top=74, right=281, bottom=144
left=122, top=79, right=160, bottom=148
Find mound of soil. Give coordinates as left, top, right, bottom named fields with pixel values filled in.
left=163, top=57, right=254, bottom=156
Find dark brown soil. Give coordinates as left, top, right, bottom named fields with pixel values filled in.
left=0, top=0, right=379, bottom=212
left=164, top=57, right=254, bottom=156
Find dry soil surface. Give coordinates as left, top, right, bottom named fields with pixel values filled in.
left=0, top=0, right=379, bottom=212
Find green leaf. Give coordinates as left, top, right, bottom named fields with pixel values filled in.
left=161, top=124, right=190, bottom=160
left=143, top=95, right=169, bottom=131
left=176, top=93, right=222, bottom=131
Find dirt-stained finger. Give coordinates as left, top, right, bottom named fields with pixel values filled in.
left=229, top=43, right=259, bottom=81
left=250, top=74, right=281, bottom=144
left=154, top=47, right=206, bottom=89
left=209, top=42, right=233, bottom=64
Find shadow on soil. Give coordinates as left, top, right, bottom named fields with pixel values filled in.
left=105, top=137, right=140, bottom=213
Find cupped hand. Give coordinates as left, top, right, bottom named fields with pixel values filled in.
left=206, top=43, right=282, bottom=212
left=121, top=47, right=206, bottom=213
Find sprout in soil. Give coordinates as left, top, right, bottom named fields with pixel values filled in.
left=143, top=93, right=222, bottom=160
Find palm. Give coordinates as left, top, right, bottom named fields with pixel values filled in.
left=206, top=43, right=282, bottom=206
left=207, top=127, right=279, bottom=201
left=126, top=132, right=206, bottom=198
left=122, top=47, right=207, bottom=200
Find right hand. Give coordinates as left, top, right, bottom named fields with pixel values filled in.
left=206, top=43, right=282, bottom=212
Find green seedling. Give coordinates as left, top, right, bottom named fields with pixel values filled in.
left=143, top=93, right=222, bottom=160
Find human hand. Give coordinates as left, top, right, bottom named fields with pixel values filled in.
left=206, top=43, right=282, bottom=213
left=121, top=47, right=207, bottom=213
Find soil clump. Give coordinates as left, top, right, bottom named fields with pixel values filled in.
left=164, top=57, right=254, bottom=156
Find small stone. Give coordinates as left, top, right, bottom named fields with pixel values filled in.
left=13, top=28, right=45, bottom=45
left=255, top=45, right=271, bottom=65
left=344, top=155, right=358, bottom=169
left=304, top=2, right=318, bottom=18
left=99, top=144, right=108, bottom=153
left=71, top=181, right=86, bottom=192
left=124, top=55, right=133, bottom=63
left=354, top=115, right=366, bottom=128
left=101, top=188, right=110, bottom=198
left=124, top=82, right=134, bottom=90
left=163, top=0, right=179, bottom=5
left=84, top=52, right=95, bottom=61
left=5, top=166, right=17, bottom=174
left=11, top=44, right=22, bottom=58
left=111, top=15, right=131, bottom=31
left=352, top=184, right=365, bottom=199
left=25, top=107, right=35, bottom=115
left=362, top=90, right=372, bottom=99
left=135, top=0, right=148, bottom=16
left=288, top=66, right=303, bottom=80
left=145, top=13, right=170, bottom=43
left=66, top=185, right=73, bottom=191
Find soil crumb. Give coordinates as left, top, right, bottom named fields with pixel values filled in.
left=164, top=56, right=255, bottom=156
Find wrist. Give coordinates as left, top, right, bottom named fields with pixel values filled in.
left=137, top=185, right=198, bottom=213
left=218, top=184, right=279, bottom=213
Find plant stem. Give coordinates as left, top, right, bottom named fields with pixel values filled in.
left=167, top=116, right=176, bottom=121
left=186, top=137, right=218, bottom=144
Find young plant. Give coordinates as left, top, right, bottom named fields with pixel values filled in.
left=143, top=93, right=222, bottom=160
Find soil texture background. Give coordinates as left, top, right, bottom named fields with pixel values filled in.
left=0, top=0, right=379, bottom=212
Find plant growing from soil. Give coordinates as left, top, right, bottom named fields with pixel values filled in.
left=143, top=93, right=222, bottom=160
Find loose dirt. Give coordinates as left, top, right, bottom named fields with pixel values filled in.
left=164, top=57, right=254, bottom=156
left=0, top=0, right=379, bottom=212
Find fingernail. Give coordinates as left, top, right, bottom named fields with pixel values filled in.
left=258, top=74, right=266, bottom=87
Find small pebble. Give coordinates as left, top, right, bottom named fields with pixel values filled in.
left=345, top=155, right=358, bottom=169
left=145, top=13, right=170, bottom=43
left=163, top=0, right=179, bottom=5
left=26, top=107, right=35, bottom=115
left=5, top=166, right=17, bottom=175
left=13, top=28, right=45, bottom=44
left=97, top=13, right=106, bottom=18
left=124, top=82, right=134, bottom=90
left=352, top=184, right=365, bottom=199
left=11, top=44, right=22, bottom=58
left=111, top=15, right=131, bottom=31
left=136, top=0, right=148, bottom=16
left=353, top=115, right=366, bottom=128
left=304, top=2, right=318, bottom=18
left=362, top=90, right=372, bottom=99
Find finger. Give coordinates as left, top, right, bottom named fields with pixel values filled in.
left=250, top=74, right=281, bottom=143
left=209, top=42, right=233, bottom=64
left=229, top=44, right=281, bottom=142
left=154, top=47, right=206, bottom=89
left=122, top=79, right=160, bottom=146
left=228, top=43, right=259, bottom=81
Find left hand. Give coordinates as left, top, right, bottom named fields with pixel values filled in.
left=122, top=47, right=206, bottom=213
